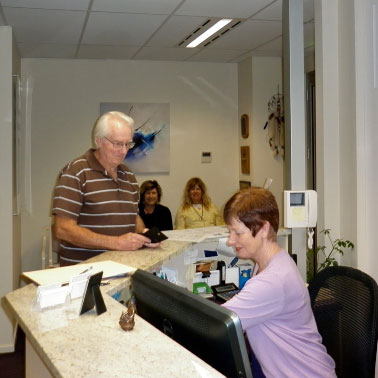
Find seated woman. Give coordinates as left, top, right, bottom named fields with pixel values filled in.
left=138, top=180, right=173, bottom=231
left=175, top=177, right=224, bottom=229
left=222, top=187, right=336, bottom=378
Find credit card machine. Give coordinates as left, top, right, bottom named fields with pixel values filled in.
left=211, top=283, right=240, bottom=302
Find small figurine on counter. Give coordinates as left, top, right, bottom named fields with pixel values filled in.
left=119, top=299, right=136, bottom=331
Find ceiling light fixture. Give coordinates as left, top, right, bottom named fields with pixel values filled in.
left=186, top=19, right=233, bottom=48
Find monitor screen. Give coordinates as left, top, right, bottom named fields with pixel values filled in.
left=132, top=269, right=252, bottom=378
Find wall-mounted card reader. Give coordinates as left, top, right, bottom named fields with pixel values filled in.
left=284, top=190, right=317, bottom=228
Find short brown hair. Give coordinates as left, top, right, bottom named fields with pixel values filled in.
left=140, top=180, right=162, bottom=203
left=223, top=187, right=279, bottom=241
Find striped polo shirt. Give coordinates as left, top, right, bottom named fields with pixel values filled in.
left=52, top=149, right=139, bottom=265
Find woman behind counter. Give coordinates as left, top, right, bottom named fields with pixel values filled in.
left=222, top=187, right=336, bottom=378
left=139, top=180, right=173, bottom=231
left=175, top=177, right=224, bottom=229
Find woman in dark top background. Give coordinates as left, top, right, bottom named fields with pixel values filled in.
left=139, top=180, right=173, bottom=231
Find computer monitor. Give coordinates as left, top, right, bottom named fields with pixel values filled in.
left=132, top=269, right=252, bottom=378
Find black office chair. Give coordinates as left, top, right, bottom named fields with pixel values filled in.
left=308, top=266, right=378, bottom=378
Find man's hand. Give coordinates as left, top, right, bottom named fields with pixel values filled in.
left=117, top=232, right=150, bottom=250
left=143, top=241, right=162, bottom=249
left=117, top=233, right=162, bottom=250
left=55, top=216, right=161, bottom=251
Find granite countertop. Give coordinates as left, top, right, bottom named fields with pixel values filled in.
left=86, top=239, right=191, bottom=271
left=3, top=239, right=225, bottom=378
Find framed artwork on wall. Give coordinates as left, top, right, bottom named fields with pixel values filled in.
left=100, top=102, right=170, bottom=173
left=240, top=146, right=250, bottom=174
left=240, top=114, right=249, bottom=138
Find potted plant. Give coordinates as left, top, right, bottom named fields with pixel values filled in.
left=307, top=228, right=354, bottom=282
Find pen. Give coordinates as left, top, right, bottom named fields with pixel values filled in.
left=79, top=266, right=93, bottom=274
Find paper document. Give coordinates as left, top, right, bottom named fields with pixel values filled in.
left=23, top=260, right=136, bottom=286
left=164, top=226, right=229, bottom=243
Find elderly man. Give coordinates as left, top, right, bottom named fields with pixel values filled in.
left=52, top=111, right=157, bottom=266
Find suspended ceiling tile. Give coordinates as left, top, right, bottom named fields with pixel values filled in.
left=252, top=0, right=281, bottom=21
left=82, top=12, right=167, bottom=45
left=3, top=7, right=86, bottom=43
left=146, top=15, right=208, bottom=47
left=1, top=0, right=90, bottom=11
left=253, top=0, right=314, bottom=23
left=92, top=0, right=182, bottom=14
left=77, top=44, right=140, bottom=59
left=175, top=0, right=274, bottom=19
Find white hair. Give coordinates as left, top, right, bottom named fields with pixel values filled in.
left=92, top=111, right=135, bottom=148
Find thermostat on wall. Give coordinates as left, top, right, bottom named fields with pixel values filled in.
left=201, top=152, right=212, bottom=163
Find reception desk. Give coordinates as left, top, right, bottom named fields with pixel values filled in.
left=4, top=239, right=226, bottom=378
left=3, top=228, right=291, bottom=377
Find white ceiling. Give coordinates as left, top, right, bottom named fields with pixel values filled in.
left=0, top=0, right=314, bottom=63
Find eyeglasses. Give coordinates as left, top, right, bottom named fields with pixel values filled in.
left=104, top=137, right=135, bottom=150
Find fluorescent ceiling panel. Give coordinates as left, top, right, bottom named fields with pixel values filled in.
left=147, top=15, right=207, bottom=47
left=208, top=19, right=282, bottom=50
left=186, top=19, right=232, bottom=48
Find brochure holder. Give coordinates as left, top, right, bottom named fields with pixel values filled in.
left=80, top=271, right=107, bottom=316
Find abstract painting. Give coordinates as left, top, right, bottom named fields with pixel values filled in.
left=100, top=102, right=170, bottom=173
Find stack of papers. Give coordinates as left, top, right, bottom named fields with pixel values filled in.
left=164, top=226, right=229, bottom=243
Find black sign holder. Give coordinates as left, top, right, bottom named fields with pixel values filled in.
left=80, top=271, right=107, bottom=316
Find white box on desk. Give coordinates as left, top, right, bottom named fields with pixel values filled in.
left=193, top=270, right=220, bottom=287
left=225, top=267, right=239, bottom=287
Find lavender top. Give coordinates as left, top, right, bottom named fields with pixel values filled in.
left=223, top=250, right=336, bottom=378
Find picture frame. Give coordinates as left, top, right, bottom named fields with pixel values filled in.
left=239, top=181, right=251, bottom=190
left=240, top=146, right=250, bottom=174
left=240, top=114, right=249, bottom=138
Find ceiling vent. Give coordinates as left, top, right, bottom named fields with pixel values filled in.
left=178, top=19, right=243, bottom=48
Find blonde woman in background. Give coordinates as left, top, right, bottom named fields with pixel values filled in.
left=175, top=177, right=224, bottom=229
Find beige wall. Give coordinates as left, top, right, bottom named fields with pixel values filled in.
left=19, top=59, right=239, bottom=272
left=0, top=26, right=21, bottom=353
left=315, top=0, right=378, bottom=284
left=19, top=56, right=285, bottom=274
left=354, top=0, right=378, bottom=282
left=237, top=56, right=284, bottom=222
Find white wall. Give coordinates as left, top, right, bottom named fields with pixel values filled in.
left=315, top=0, right=343, bottom=256
left=315, top=0, right=378, bottom=283
left=0, top=26, right=21, bottom=353
left=238, top=57, right=253, bottom=182
left=355, top=0, right=378, bottom=281
left=251, top=57, right=284, bottom=220
left=20, top=59, right=239, bottom=272
left=237, top=56, right=284, bottom=222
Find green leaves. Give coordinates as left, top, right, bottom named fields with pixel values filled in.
left=308, top=228, right=354, bottom=276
